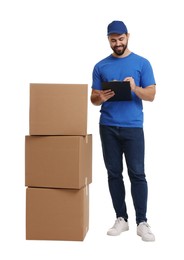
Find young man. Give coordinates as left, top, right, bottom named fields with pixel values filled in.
left=91, top=20, right=156, bottom=242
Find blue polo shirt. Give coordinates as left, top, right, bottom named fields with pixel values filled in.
left=91, top=52, right=156, bottom=128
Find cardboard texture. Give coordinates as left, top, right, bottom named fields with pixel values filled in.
left=25, top=135, right=92, bottom=189
left=26, top=186, right=89, bottom=241
left=29, top=83, right=88, bottom=135
left=25, top=82, right=92, bottom=241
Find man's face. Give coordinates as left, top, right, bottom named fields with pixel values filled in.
left=108, top=33, right=129, bottom=56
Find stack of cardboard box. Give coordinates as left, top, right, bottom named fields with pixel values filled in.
left=25, top=83, right=92, bottom=241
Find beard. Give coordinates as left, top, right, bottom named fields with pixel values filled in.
left=112, top=43, right=128, bottom=56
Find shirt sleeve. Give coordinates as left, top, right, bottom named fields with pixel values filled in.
left=91, top=64, right=103, bottom=90
left=140, top=59, right=156, bottom=88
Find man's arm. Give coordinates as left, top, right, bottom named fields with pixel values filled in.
left=90, top=89, right=115, bottom=106
left=124, top=77, right=156, bottom=102
left=133, top=85, right=156, bottom=101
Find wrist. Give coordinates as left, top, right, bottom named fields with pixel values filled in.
left=133, top=85, right=138, bottom=92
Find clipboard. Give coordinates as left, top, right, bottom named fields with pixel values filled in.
left=102, top=81, right=132, bottom=101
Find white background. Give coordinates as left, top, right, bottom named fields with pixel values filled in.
left=0, top=0, right=184, bottom=259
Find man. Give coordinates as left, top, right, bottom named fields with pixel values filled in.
left=90, top=20, right=156, bottom=242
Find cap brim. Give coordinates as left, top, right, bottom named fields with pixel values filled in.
left=107, top=30, right=127, bottom=35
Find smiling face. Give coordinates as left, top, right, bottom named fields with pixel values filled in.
left=108, top=33, right=130, bottom=57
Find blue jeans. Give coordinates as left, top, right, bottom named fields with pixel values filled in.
left=100, top=125, right=148, bottom=224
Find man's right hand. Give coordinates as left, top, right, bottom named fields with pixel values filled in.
left=90, top=89, right=115, bottom=106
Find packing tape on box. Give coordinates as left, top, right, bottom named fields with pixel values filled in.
left=85, top=177, right=88, bottom=196
left=85, top=135, right=88, bottom=144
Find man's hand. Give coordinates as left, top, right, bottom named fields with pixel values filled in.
left=124, top=77, right=137, bottom=92
left=124, top=76, right=156, bottom=101
left=99, top=89, right=115, bottom=102
left=90, top=89, right=115, bottom=106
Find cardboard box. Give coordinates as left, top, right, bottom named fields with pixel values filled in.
left=29, top=83, right=88, bottom=135
left=25, top=135, right=92, bottom=189
left=26, top=186, right=89, bottom=241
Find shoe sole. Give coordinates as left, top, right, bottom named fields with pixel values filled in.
left=137, top=232, right=155, bottom=242
left=107, top=227, right=129, bottom=236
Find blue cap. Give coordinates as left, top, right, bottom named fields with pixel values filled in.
left=107, top=21, right=128, bottom=35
